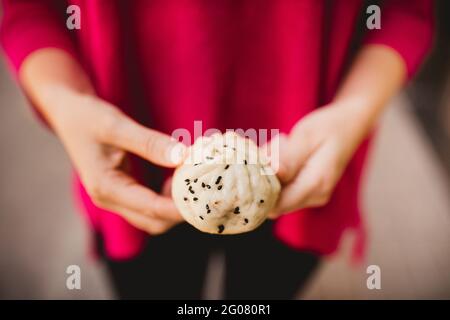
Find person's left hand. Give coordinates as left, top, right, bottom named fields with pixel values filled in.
left=269, top=102, right=373, bottom=217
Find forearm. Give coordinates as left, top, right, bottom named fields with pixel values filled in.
left=18, top=48, right=96, bottom=128
left=332, top=44, right=407, bottom=136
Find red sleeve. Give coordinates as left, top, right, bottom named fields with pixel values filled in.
left=0, top=0, right=78, bottom=74
left=0, top=0, right=79, bottom=127
left=363, top=0, right=435, bottom=79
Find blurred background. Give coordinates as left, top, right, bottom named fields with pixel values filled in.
left=0, top=2, right=449, bottom=299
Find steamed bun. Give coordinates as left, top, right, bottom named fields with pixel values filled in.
left=172, top=131, right=280, bottom=234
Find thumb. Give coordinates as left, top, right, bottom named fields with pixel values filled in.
left=277, top=132, right=315, bottom=184
left=99, top=112, right=186, bottom=167
left=266, top=133, right=290, bottom=183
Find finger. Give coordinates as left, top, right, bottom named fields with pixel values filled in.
left=266, top=133, right=290, bottom=182
left=99, top=112, right=186, bottom=167
left=274, top=143, right=337, bottom=214
left=89, top=187, right=176, bottom=235
left=269, top=133, right=311, bottom=184
left=284, top=134, right=317, bottom=182
left=119, top=208, right=178, bottom=235
left=94, top=169, right=183, bottom=223
left=267, top=211, right=280, bottom=219
left=273, top=176, right=315, bottom=214
left=93, top=187, right=179, bottom=235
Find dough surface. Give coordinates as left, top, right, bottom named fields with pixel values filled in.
left=172, top=132, right=280, bottom=234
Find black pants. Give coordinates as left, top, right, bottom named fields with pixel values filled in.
left=101, top=221, right=319, bottom=299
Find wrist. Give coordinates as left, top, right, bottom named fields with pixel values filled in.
left=329, top=97, right=380, bottom=138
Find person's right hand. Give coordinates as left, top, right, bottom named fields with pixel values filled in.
left=46, top=89, right=186, bottom=235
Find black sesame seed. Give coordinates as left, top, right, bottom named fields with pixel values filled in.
left=194, top=163, right=201, bottom=166
left=260, top=199, right=265, bottom=203
left=183, top=197, right=188, bottom=201
left=194, top=178, right=198, bottom=183
left=200, top=216, right=204, bottom=220
left=218, top=185, right=223, bottom=190
left=215, top=176, right=222, bottom=184
left=207, top=185, right=211, bottom=189
left=244, top=218, right=249, bottom=224
left=207, top=210, right=211, bottom=214
left=201, top=182, right=205, bottom=188
left=224, top=165, right=230, bottom=170
left=218, top=225, right=225, bottom=234
left=206, top=204, right=210, bottom=210
left=189, top=188, right=195, bottom=194
left=233, top=207, right=240, bottom=214
left=193, top=197, right=198, bottom=201
left=244, top=160, right=248, bottom=165
left=185, top=179, right=190, bottom=182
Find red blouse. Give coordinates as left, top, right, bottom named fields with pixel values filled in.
left=0, top=0, right=434, bottom=261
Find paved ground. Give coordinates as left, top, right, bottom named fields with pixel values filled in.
left=0, top=58, right=449, bottom=299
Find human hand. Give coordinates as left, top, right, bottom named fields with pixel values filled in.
left=269, top=103, right=372, bottom=217
left=46, top=89, right=186, bottom=234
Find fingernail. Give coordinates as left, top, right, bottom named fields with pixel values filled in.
left=167, top=143, right=186, bottom=165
